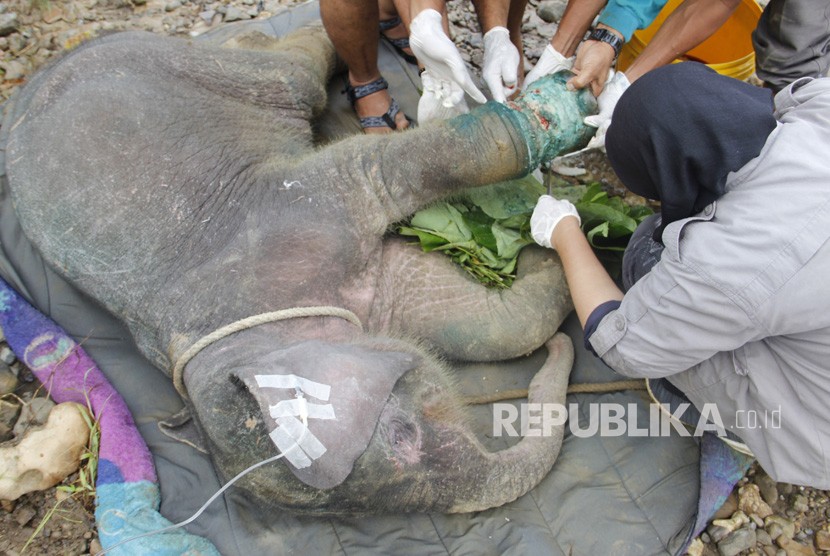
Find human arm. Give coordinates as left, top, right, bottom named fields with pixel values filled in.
left=409, top=6, right=488, bottom=115
left=531, top=196, right=623, bottom=326
left=568, top=0, right=669, bottom=94
left=623, top=0, right=741, bottom=83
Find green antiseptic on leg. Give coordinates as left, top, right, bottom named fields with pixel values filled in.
left=505, top=71, right=598, bottom=169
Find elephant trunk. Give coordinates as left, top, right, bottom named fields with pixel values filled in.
left=446, top=333, right=574, bottom=513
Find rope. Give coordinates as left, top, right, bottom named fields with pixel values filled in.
left=462, top=379, right=647, bottom=405
left=171, top=306, right=362, bottom=396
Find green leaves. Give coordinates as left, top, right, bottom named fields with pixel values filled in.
left=398, top=177, right=653, bottom=288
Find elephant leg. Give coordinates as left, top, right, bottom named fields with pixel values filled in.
left=370, top=237, right=573, bottom=361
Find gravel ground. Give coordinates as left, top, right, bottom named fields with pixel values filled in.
left=1, top=1, right=828, bottom=555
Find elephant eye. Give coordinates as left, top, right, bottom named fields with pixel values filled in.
left=385, top=416, right=423, bottom=465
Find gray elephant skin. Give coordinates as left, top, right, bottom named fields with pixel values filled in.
left=0, top=26, right=596, bottom=514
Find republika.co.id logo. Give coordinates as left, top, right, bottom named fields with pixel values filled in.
left=492, top=402, right=781, bottom=438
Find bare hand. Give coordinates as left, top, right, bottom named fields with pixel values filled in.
left=567, top=40, right=617, bottom=97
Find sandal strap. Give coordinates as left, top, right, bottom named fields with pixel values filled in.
left=385, top=36, right=410, bottom=50
left=342, top=76, right=389, bottom=105
left=378, top=16, right=402, bottom=32
left=359, top=98, right=401, bottom=130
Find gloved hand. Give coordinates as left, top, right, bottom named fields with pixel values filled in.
left=482, top=27, right=521, bottom=103
left=410, top=8, right=487, bottom=115
left=531, top=195, right=581, bottom=249
left=523, top=44, right=573, bottom=90
left=418, top=70, right=470, bottom=122
left=583, top=71, right=630, bottom=151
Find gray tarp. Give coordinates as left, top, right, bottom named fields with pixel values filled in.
left=0, top=3, right=701, bottom=553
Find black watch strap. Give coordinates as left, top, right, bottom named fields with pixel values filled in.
left=588, top=28, right=624, bottom=58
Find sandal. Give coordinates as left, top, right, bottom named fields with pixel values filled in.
left=379, top=16, right=418, bottom=65
left=343, top=76, right=412, bottom=131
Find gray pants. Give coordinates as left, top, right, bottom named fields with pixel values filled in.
left=753, top=0, right=830, bottom=91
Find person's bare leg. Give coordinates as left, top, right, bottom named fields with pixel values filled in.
left=507, top=0, right=528, bottom=93
left=379, top=0, right=417, bottom=61
left=320, top=0, right=409, bottom=133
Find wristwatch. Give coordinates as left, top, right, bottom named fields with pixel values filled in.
left=588, top=28, right=624, bottom=58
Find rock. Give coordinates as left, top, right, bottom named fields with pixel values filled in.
left=713, top=511, right=750, bottom=533
left=7, top=33, right=27, bottom=55
left=133, top=0, right=148, bottom=5
left=756, top=473, right=780, bottom=505
left=0, top=60, right=26, bottom=81
left=165, top=0, right=182, bottom=11
left=90, top=538, right=103, bottom=555
left=757, top=529, right=773, bottom=546
left=740, top=484, right=774, bottom=519
left=717, top=526, right=756, bottom=556
left=815, top=529, right=830, bottom=551
left=0, top=402, right=90, bottom=501
left=0, top=397, right=21, bottom=441
left=714, top=492, right=740, bottom=519
left=0, top=363, right=18, bottom=395
left=0, top=13, right=18, bottom=38
left=685, top=538, right=704, bottom=556
left=708, top=525, right=731, bottom=544
left=12, top=397, right=56, bottom=437
left=0, top=345, right=16, bottom=365
left=199, top=9, right=215, bottom=23
left=790, top=493, right=809, bottom=514
left=776, top=536, right=817, bottom=556
left=537, top=0, right=567, bottom=23
left=223, top=6, right=249, bottom=22
left=766, top=515, right=796, bottom=541
left=13, top=504, right=36, bottom=527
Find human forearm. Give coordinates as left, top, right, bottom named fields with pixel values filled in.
left=551, top=0, right=608, bottom=56
left=552, top=218, right=623, bottom=327
left=625, top=0, right=740, bottom=83
left=472, top=0, right=510, bottom=32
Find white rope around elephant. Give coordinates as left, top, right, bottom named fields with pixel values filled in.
left=171, top=306, right=363, bottom=397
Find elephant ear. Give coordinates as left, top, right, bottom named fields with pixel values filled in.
left=234, top=340, right=419, bottom=489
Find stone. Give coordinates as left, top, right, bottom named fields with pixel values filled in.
left=0, top=13, right=18, bottom=38
left=133, top=0, right=148, bottom=5
left=685, top=538, right=704, bottom=556
left=0, top=363, right=18, bottom=395
left=13, top=504, right=36, bottom=527
left=740, top=484, right=774, bottom=519
left=713, top=511, right=750, bottom=533
left=757, top=529, right=773, bottom=546
left=1, top=498, right=15, bottom=512
left=717, top=526, right=756, bottom=556
left=0, top=402, right=90, bottom=501
left=815, top=530, right=830, bottom=551
left=165, top=0, right=182, bottom=11
left=537, top=0, right=567, bottom=23
left=708, top=525, right=731, bottom=544
left=714, top=492, right=740, bottom=519
left=766, top=516, right=796, bottom=541
left=0, top=397, right=21, bottom=441
left=90, top=539, right=103, bottom=555
left=776, top=536, right=817, bottom=556
left=199, top=10, right=215, bottom=23
left=790, top=493, right=809, bottom=514
left=223, top=6, right=249, bottom=22
left=756, top=473, right=779, bottom=505
left=12, top=397, right=56, bottom=438
left=0, top=345, right=15, bottom=365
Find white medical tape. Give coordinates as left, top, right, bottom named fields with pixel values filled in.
left=255, top=373, right=331, bottom=401
left=270, top=398, right=336, bottom=420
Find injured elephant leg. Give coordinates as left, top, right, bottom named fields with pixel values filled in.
left=371, top=237, right=573, bottom=361
left=294, top=73, right=597, bottom=240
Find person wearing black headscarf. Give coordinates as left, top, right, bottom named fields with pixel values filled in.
left=529, top=62, right=830, bottom=489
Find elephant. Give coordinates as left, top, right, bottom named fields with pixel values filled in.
left=0, top=24, right=596, bottom=514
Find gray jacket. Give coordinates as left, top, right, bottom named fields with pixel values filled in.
left=590, top=77, right=830, bottom=488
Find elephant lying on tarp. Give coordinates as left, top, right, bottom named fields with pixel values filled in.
left=1, top=25, right=596, bottom=514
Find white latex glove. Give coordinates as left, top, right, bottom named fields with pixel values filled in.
left=583, top=70, right=630, bottom=151
left=531, top=195, right=581, bottom=249
left=523, top=44, right=574, bottom=90
left=482, top=27, right=521, bottom=103
left=418, top=70, right=470, bottom=122
left=410, top=9, right=487, bottom=108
